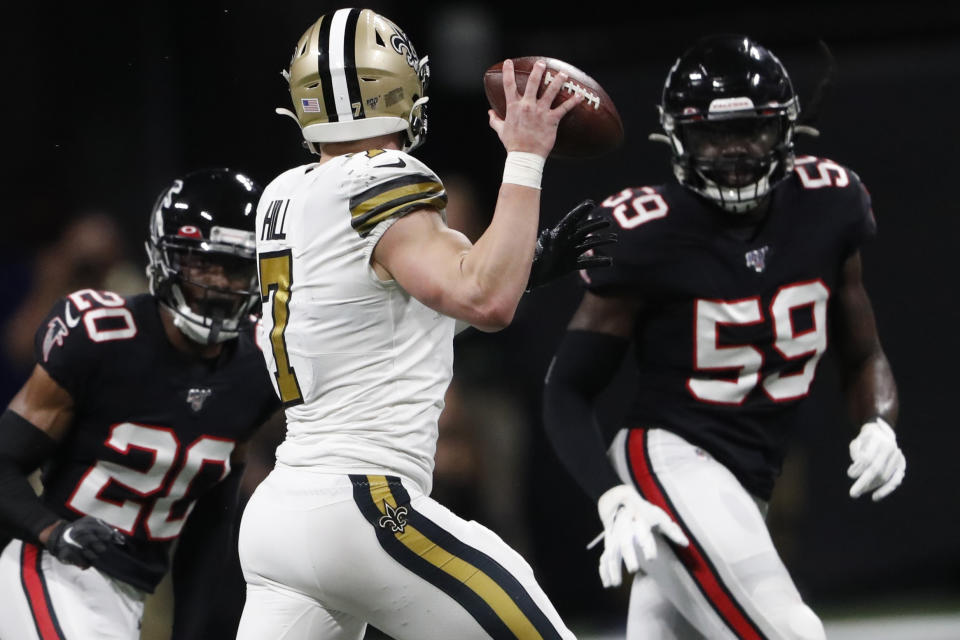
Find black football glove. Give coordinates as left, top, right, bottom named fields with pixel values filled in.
left=46, top=516, right=125, bottom=569
left=527, top=199, right=616, bottom=290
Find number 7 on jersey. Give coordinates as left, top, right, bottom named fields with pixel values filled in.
left=258, top=249, right=304, bottom=406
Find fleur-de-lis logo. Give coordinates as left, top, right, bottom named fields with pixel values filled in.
left=378, top=501, right=409, bottom=533
left=390, top=29, right=419, bottom=71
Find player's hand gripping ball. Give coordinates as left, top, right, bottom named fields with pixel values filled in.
left=484, top=56, right=624, bottom=158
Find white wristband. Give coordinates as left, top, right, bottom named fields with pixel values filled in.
left=502, top=151, right=546, bottom=189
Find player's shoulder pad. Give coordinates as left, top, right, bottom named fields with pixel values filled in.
left=791, top=155, right=865, bottom=194
left=577, top=184, right=675, bottom=292
left=791, top=155, right=874, bottom=224
left=594, top=183, right=675, bottom=238
left=33, top=289, right=142, bottom=382
left=261, top=162, right=317, bottom=191
left=258, top=163, right=316, bottom=208
left=342, top=149, right=448, bottom=237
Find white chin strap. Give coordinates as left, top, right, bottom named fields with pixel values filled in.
left=171, top=308, right=238, bottom=345
left=173, top=312, right=215, bottom=345
left=163, top=293, right=238, bottom=346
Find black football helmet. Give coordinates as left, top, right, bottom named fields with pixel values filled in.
left=657, top=35, right=800, bottom=213
left=145, top=168, right=261, bottom=345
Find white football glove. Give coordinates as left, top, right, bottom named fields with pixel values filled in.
left=847, top=417, right=906, bottom=501
left=592, top=484, right=689, bottom=588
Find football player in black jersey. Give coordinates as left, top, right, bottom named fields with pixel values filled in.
left=0, top=168, right=281, bottom=639
left=543, top=35, right=905, bottom=640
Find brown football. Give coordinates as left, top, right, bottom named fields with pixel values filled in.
left=483, top=56, right=624, bottom=158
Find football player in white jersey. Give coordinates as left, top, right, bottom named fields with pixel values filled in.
left=237, top=8, right=609, bottom=640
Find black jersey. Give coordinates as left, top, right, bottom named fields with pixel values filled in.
left=582, top=156, right=876, bottom=500
left=33, top=290, right=280, bottom=592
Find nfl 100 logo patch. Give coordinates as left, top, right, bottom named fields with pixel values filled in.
left=186, top=388, right=213, bottom=412
left=745, top=246, right=771, bottom=273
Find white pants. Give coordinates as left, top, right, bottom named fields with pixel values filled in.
left=0, top=539, right=145, bottom=640
left=236, top=466, right=574, bottom=640
left=609, top=428, right=826, bottom=640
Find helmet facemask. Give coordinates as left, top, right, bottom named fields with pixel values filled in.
left=147, top=240, right=259, bottom=345
left=665, top=107, right=797, bottom=213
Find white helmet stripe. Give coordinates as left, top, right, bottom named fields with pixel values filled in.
left=328, top=9, right=356, bottom=122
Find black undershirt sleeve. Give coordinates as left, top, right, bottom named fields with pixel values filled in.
left=542, top=330, right=630, bottom=502
left=0, top=410, right=62, bottom=544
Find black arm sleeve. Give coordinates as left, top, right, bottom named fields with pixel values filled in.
left=0, top=410, right=62, bottom=544
left=171, top=462, right=246, bottom=640
left=542, top=330, right=630, bottom=502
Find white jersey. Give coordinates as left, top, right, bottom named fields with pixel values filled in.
left=255, top=148, right=452, bottom=494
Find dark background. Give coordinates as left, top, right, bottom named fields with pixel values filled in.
left=2, top=1, right=958, bottom=635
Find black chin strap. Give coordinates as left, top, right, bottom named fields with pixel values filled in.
left=207, top=309, right=225, bottom=345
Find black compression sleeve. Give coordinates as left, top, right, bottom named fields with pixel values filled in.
left=0, top=410, right=62, bottom=544
left=543, top=330, right=629, bottom=501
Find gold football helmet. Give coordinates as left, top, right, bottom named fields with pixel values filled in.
left=277, top=8, right=430, bottom=153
